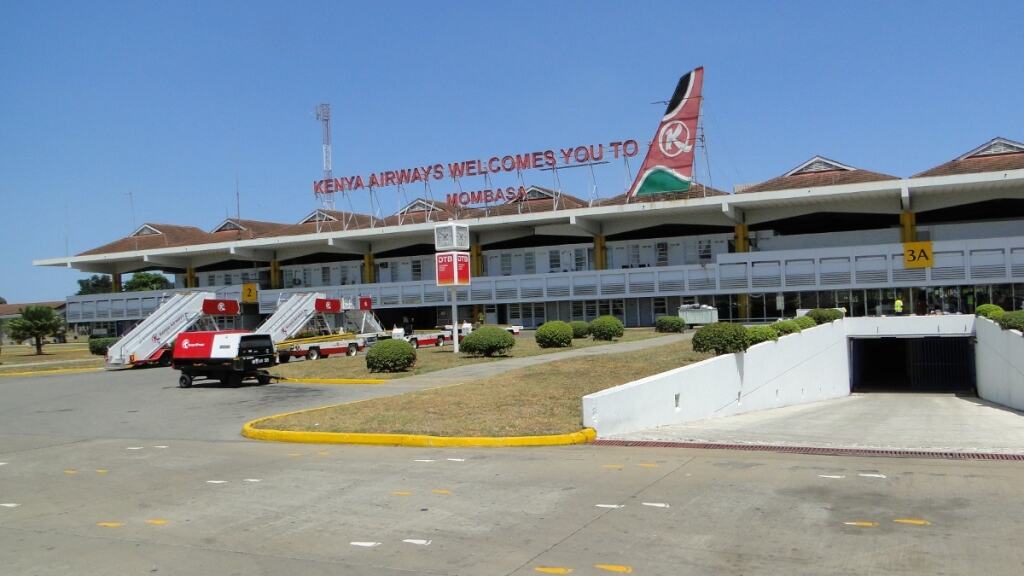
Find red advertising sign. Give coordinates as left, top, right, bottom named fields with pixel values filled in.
left=314, top=298, right=342, bottom=313
left=201, top=299, right=240, bottom=316
left=358, top=296, right=373, bottom=311
left=435, top=251, right=471, bottom=286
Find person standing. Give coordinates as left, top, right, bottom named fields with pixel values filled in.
left=894, top=296, right=904, bottom=316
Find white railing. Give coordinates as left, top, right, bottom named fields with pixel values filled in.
left=66, top=236, right=1024, bottom=320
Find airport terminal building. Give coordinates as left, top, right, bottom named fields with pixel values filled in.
left=35, top=136, right=1024, bottom=334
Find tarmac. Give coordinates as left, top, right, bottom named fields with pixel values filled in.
left=2, top=335, right=1024, bottom=575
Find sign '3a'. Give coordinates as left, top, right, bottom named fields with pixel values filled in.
left=903, top=241, right=934, bottom=269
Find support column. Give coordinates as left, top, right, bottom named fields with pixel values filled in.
left=900, top=211, right=917, bottom=243
left=734, top=224, right=749, bottom=320
left=363, top=252, right=375, bottom=284
left=470, top=242, right=482, bottom=276
left=111, top=273, right=122, bottom=293
left=270, top=260, right=282, bottom=289
left=593, top=235, right=606, bottom=270
left=185, top=266, right=197, bottom=288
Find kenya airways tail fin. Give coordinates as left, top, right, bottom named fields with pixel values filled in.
left=626, top=66, right=704, bottom=199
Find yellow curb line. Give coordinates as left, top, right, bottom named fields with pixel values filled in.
left=0, top=367, right=104, bottom=378
left=242, top=409, right=597, bottom=448
left=275, top=377, right=388, bottom=385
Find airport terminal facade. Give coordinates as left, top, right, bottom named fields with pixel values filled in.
left=36, top=137, right=1024, bottom=334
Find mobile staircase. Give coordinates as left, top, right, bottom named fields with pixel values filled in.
left=254, top=292, right=326, bottom=345
left=105, top=291, right=216, bottom=370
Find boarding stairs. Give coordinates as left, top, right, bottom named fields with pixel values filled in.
left=254, top=292, right=327, bottom=345
left=105, top=291, right=215, bottom=370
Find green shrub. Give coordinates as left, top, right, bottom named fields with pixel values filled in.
left=976, top=304, right=1005, bottom=321
left=692, top=322, right=747, bottom=355
left=793, top=315, right=817, bottom=330
left=997, top=310, right=1024, bottom=333
left=745, top=325, right=779, bottom=347
left=535, top=321, right=574, bottom=348
left=770, top=320, right=801, bottom=335
left=88, top=337, right=119, bottom=356
left=590, top=315, right=625, bottom=341
left=806, top=308, right=844, bottom=324
left=365, top=339, right=416, bottom=372
left=655, top=315, right=685, bottom=333
left=569, top=320, right=590, bottom=339
left=460, top=326, right=516, bottom=357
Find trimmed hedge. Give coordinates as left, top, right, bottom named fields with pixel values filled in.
left=770, top=319, right=801, bottom=335
left=535, top=321, right=574, bottom=348
left=745, top=325, right=779, bottom=347
left=365, top=339, right=416, bottom=372
left=692, top=322, right=747, bottom=355
left=793, top=315, right=817, bottom=330
left=88, top=337, right=119, bottom=356
left=976, top=304, right=1005, bottom=321
left=460, top=326, right=515, bottom=357
left=806, top=308, right=844, bottom=324
left=590, top=315, right=625, bottom=341
left=997, top=310, right=1024, bottom=333
left=569, top=320, right=591, bottom=339
left=655, top=315, right=685, bottom=333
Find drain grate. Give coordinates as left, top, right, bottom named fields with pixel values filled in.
left=591, top=440, right=1024, bottom=461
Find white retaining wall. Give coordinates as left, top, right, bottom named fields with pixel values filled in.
left=975, top=318, right=1024, bottom=411
left=583, top=320, right=850, bottom=437
left=583, top=315, right=979, bottom=437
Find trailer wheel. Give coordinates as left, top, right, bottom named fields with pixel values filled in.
left=278, top=354, right=290, bottom=364
left=307, top=348, right=321, bottom=361
left=347, top=344, right=358, bottom=357
left=409, top=338, right=419, bottom=349
left=257, top=373, right=271, bottom=385
left=435, top=335, right=444, bottom=347
left=178, top=374, right=193, bottom=389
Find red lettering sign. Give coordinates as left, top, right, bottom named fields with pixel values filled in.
left=358, top=296, right=373, bottom=311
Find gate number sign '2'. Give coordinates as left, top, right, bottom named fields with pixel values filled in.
left=903, top=241, right=934, bottom=269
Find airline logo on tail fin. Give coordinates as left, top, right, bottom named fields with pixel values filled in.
left=627, top=66, right=704, bottom=198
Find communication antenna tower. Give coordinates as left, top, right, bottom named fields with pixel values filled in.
left=315, top=103, right=335, bottom=212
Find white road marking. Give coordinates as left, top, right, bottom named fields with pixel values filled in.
left=595, top=504, right=625, bottom=509
left=0, top=462, right=7, bottom=466
left=446, top=458, right=466, bottom=462
left=126, top=447, right=144, bottom=450
left=1, top=503, right=19, bottom=508
left=350, top=541, right=381, bottom=547
left=858, top=473, right=887, bottom=478
left=153, top=445, right=168, bottom=449
left=818, top=474, right=845, bottom=479
left=402, top=539, right=432, bottom=546
left=206, top=480, right=228, bottom=484
left=642, top=502, right=671, bottom=508
left=243, top=478, right=262, bottom=483
left=413, top=459, right=436, bottom=463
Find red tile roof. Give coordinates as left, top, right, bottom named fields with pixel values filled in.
left=598, top=183, right=726, bottom=205
left=77, top=223, right=215, bottom=256
left=0, top=301, right=65, bottom=317
left=739, top=167, right=898, bottom=194
left=914, top=151, right=1024, bottom=177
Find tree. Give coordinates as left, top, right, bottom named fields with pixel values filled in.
left=7, top=306, right=65, bottom=355
left=123, top=272, right=171, bottom=292
left=77, top=275, right=112, bottom=295
left=0, top=296, right=7, bottom=304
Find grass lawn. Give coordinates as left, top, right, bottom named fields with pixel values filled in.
left=0, top=342, right=102, bottom=372
left=269, top=328, right=665, bottom=381
left=255, top=337, right=709, bottom=437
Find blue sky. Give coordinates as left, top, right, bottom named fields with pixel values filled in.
left=1, top=1, right=1022, bottom=303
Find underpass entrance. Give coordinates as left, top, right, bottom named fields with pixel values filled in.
left=850, top=337, right=976, bottom=393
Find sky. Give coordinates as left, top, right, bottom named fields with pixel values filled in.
left=1, top=0, right=1022, bottom=303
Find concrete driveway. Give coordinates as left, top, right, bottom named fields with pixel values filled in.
left=613, top=393, right=1024, bottom=454
left=2, top=366, right=1024, bottom=574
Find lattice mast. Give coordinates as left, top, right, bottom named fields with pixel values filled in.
left=315, top=103, right=335, bottom=211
